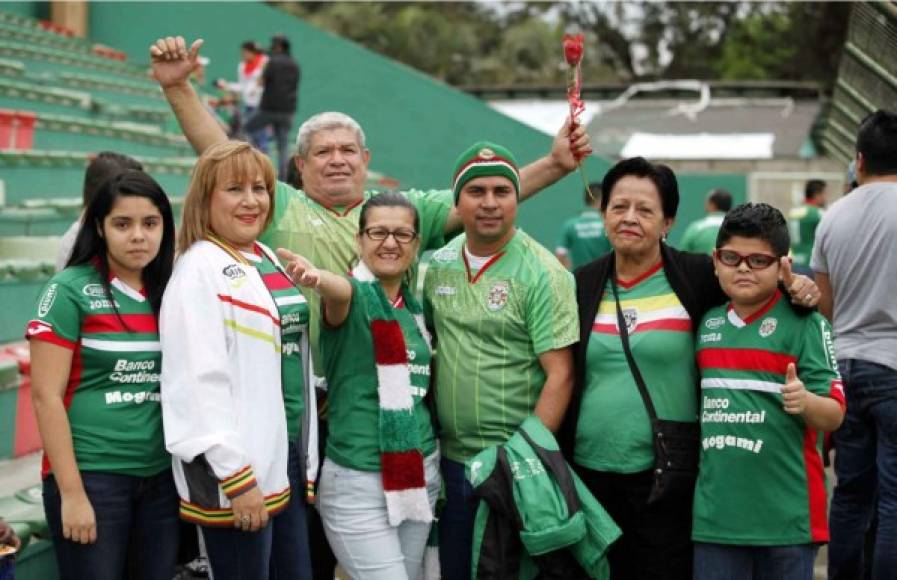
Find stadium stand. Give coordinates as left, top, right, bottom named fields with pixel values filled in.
left=0, top=8, right=202, bottom=576
left=823, top=2, right=897, bottom=163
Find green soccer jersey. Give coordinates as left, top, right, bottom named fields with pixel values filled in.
left=788, top=204, right=823, bottom=267
left=693, top=292, right=845, bottom=545
left=573, top=263, right=698, bottom=473
left=259, top=182, right=454, bottom=375
left=423, top=229, right=578, bottom=462
left=555, top=209, right=611, bottom=269
left=251, top=245, right=308, bottom=443
left=321, top=278, right=436, bottom=471
left=25, top=264, right=169, bottom=478
left=678, top=212, right=726, bottom=255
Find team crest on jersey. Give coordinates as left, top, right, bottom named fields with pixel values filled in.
left=622, top=308, right=638, bottom=333
left=37, top=283, right=58, bottom=318
left=486, top=281, right=510, bottom=311
left=705, top=316, right=725, bottom=330
left=82, top=283, right=105, bottom=297
left=759, top=317, right=778, bottom=338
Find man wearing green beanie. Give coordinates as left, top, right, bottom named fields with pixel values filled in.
left=424, top=141, right=578, bottom=579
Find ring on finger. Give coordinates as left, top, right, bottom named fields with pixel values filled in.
left=804, top=294, right=812, bottom=302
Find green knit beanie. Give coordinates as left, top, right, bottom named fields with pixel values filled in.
left=451, top=141, right=520, bottom=204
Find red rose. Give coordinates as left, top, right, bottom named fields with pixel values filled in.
left=563, top=34, right=584, bottom=66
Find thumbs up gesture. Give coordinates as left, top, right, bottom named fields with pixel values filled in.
left=781, top=257, right=819, bottom=307
left=781, top=363, right=808, bottom=415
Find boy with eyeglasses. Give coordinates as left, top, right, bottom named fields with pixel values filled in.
left=691, top=203, right=846, bottom=580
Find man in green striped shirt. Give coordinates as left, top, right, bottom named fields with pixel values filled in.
left=424, top=142, right=577, bottom=579
left=679, top=188, right=732, bottom=255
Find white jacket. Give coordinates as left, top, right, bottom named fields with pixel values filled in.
left=223, top=55, right=267, bottom=109
left=160, top=239, right=316, bottom=525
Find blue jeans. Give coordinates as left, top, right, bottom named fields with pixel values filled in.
left=243, top=105, right=269, bottom=153
left=829, top=358, right=897, bottom=580
left=0, top=556, right=13, bottom=580
left=693, top=542, right=817, bottom=580
left=43, top=470, right=180, bottom=580
left=202, top=523, right=274, bottom=580
left=243, top=109, right=294, bottom=179
left=270, top=439, right=313, bottom=579
left=439, top=458, right=479, bottom=580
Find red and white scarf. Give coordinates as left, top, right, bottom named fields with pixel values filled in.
left=352, top=262, right=433, bottom=526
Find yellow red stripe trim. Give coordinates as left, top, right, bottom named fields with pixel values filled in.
left=179, top=487, right=291, bottom=527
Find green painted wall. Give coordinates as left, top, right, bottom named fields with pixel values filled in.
left=0, top=1, right=41, bottom=19
left=0, top=280, right=44, bottom=343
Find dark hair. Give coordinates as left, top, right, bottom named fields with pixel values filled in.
left=240, top=40, right=261, bottom=53
left=716, top=202, right=789, bottom=257
left=67, top=171, right=175, bottom=315
left=707, top=188, right=733, bottom=212
left=82, top=152, right=143, bottom=208
left=358, top=192, right=420, bottom=234
left=285, top=156, right=303, bottom=190
left=271, top=34, right=291, bottom=53
left=585, top=182, right=602, bottom=206
left=600, top=157, right=679, bottom=218
left=804, top=179, right=827, bottom=200
left=856, top=109, right=897, bottom=176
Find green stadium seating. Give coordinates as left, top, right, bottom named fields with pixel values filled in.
left=0, top=38, right=147, bottom=80
left=0, top=236, right=60, bottom=262
left=0, top=57, right=25, bottom=77
left=32, top=113, right=191, bottom=156
left=0, top=150, right=193, bottom=205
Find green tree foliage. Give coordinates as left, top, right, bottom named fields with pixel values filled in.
left=271, top=1, right=848, bottom=88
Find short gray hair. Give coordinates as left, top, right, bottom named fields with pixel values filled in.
left=295, top=112, right=366, bottom=157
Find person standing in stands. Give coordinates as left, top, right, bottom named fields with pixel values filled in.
left=28, top=171, right=179, bottom=580
left=160, top=141, right=314, bottom=580
left=242, top=34, right=300, bottom=180
left=555, top=182, right=611, bottom=270
left=55, top=152, right=144, bottom=272
left=216, top=41, right=269, bottom=152
left=788, top=179, right=827, bottom=270
left=423, top=142, right=579, bottom=579
left=692, top=203, right=844, bottom=580
left=814, top=110, right=897, bottom=580
left=279, top=194, right=440, bottom=580
left=149, top=35, right=589, bottom=580
left=678, top=188, right=732, bottom=255
left=558, top=157, right=822, bottom=580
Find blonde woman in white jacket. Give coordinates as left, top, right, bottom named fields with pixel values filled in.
left=160, top=140, right=314, bottom=580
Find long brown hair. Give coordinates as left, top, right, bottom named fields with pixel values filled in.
left=178, top=140, right=277, bottom=254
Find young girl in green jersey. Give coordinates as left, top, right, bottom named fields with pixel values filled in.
left=693, top=203, right=845, bottom=580
left=278, top=193, right=440, bottom=580
left=28, top=171, right=179, bottom=580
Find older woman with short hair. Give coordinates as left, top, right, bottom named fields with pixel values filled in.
left=560, top=157, right=820, bottom=580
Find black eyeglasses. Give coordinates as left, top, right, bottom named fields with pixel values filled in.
left=362, top=227, right=418, bottom=244
left=715, top=249, right=779, bottom=270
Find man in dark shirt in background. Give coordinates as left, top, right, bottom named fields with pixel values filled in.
left=243, top=34, right=301, bottom=179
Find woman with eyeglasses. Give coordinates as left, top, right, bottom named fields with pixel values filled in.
left=278, top=192, right=439, bottom=580
left=557, top=157, right=823, bottom=580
